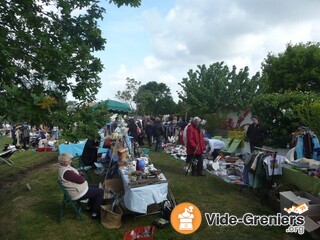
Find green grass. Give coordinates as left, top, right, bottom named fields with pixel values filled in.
left=0, top=137, right=312, bottom=239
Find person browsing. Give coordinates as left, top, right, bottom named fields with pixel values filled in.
left=204, top=138, right=226, bottom=160
left=186, top=117, right=206, bottom=176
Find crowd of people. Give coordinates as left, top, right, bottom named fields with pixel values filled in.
left=57, top=114, right=268, bottom=220
left=2, top=124, right=60, bottom=150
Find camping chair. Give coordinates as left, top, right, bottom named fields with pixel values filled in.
left=221, top=139, right=242, bottom=155
left=0, top=148, right=17, bottom=166
left=222, top=138, right=233, bottom=151
left=212, top=136, right=223, bottom=140
left=57, top=179, right=88, bottom=222
left=71, top=154, right=92, bottom=181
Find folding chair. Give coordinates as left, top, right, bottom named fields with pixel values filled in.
left=221, top=139, right=242, bottom=155
left=0, top=148, right=17, bottom=166
left=71, top=154, right=92, bottom=181
left=222, top=138, right=233, bottom=151
left=57, top=179, right=88, bottom=222
left=212, top=136, right=223, bottom=140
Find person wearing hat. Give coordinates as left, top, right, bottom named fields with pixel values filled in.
left=246, top=115, right=268, bottom=152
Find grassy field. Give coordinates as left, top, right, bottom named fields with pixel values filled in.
left=0, top=137, right=313, bottom=240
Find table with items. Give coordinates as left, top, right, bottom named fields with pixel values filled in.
left=119, top=157, right=168, bottom=214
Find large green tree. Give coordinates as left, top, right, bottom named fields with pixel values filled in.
left=260, top=42, right=320, bottom=93
left=251, top=92, right=320, bottom=148
left=178, top=62, right=260, bottom=116
left=0, top=0, right=141, bottom=137
left=253, top=42, right=320, bottom=147
left=135, top=81, right=177, bottom=116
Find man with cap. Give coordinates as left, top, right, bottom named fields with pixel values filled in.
left=246, top=115, right=268, bottom=152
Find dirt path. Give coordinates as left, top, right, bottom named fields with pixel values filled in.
left=0, top=153, right=58, bottom=194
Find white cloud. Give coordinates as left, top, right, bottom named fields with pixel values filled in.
left=143, top=55, right=163, bottom=70
left=95, top=0, right=320, bottom=103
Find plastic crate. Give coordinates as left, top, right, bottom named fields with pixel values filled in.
left=123, top=226, right=155, bottom=240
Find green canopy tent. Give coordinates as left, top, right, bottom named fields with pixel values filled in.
left=92, top=99, right=131, bottom=114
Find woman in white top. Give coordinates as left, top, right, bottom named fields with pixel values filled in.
left=204, top=138, right=226, bottom=160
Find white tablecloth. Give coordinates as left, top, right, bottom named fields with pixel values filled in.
left=119, top=169, right=168, bottom=214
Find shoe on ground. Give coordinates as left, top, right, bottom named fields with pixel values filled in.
left=91, top=212, right=100, bottom=219
left=183, top=166, right=188, bottom=172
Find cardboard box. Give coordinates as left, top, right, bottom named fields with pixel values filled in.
left=103, top=177, right=124, bottom=199
left=280, top=191, right=320, bottom=216
left=304, top=215, right=320, bottom=233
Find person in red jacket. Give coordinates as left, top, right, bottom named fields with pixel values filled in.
left=186, top=117, right=206, bottom=176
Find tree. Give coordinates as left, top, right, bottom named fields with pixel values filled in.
left=0, top=0, right=141, bottom=132
left=115, top=77, right=141, bottom=111
left=178, top=62, right=260, bottom=116
left=260, top=42, right=320, bottom=93
left=57, top=101, right=109, bottom=142
left=1, top=1, right=106, bottom=119
left=134, top=81, right=177, bottom=116
left=251, top=92, right=320, bottom=148
left=109, top=0, right=141, bottom=7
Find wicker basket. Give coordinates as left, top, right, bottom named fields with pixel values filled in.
left=101, top=204, right=123, bottom=229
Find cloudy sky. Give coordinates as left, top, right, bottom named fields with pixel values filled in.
left=94, top=0, right=320, bottom=103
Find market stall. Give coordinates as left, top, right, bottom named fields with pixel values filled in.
left=101, top=137, right=170, bottom=217
left=119, top=166, right=168, bottom=214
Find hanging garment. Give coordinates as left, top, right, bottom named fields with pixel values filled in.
left=252, top=153, right=268, bottom=189
left=295, top=133, right=320, bottom=160
left=263, top=155, right=286, bottom=176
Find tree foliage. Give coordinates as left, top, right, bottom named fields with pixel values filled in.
left=109, top=0, right=141, bottom=7
left=260, top=42, right=320, bottom=93
left=115, top=77, right=141, bottom=111
left=294, top=101, right=320, bottom=138
left=54, top=101, right=109, bottom=142
left=0, top=0, right=107, bottom=124
left=135, top=81, right=177, bottom=116
left=0, top=0, right=140, bottom=137
left=251, top=92, right=320, bottom=148
left=178, top=62, right=260, bottom=116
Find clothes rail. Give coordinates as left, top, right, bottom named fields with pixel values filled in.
left=254, top=146, right=277, bottom=154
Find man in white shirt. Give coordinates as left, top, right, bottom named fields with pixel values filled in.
left=204, top=138, right=226, bottom=160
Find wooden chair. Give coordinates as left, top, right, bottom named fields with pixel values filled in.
left=57, top=180, right=88, bottom=222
